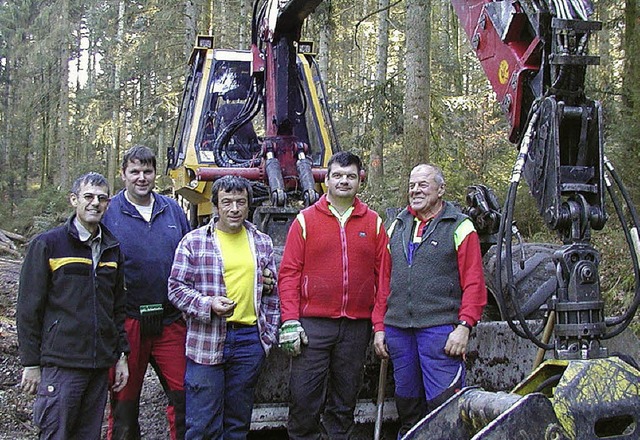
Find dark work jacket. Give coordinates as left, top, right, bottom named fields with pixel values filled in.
left=384, top=202, right=467, bottom=329
left=17, top=216, right=129, bottom=369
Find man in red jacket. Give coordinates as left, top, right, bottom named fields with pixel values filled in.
left=278, top=151, right=391, bottom=440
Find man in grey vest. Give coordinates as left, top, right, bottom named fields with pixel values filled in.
left=372, top=164, right=487, bottom=437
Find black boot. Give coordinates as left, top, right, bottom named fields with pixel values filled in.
left=110, top=399, right=141, bottom=440
left=167, top=389, right=186, bottom=440
left=395, top=396, right=427, bottom=438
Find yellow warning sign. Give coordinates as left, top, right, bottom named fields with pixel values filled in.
left=498, top=60, right=509, bottom=85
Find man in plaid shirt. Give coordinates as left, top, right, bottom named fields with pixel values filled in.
left=168, top=176, right=280, bottom=440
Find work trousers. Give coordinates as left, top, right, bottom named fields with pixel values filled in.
left=108, top=317, right=187, bottom=440
left=386, top=324, right=465, bottom=437
left=184, top=325, right=266, bottom=440
left=287, top=317, right=372, bottom=440
left=34, top=366, right=108, bottom=440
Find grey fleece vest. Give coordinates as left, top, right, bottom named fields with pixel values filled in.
left=384, top=202, right=467, bottom=329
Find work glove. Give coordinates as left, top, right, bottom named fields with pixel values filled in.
left=278, top=320, right=308, bottom=357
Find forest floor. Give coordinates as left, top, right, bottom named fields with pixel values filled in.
left=0, top=257, right=36, bottom=440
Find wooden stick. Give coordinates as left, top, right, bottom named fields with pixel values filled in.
left=533, top=311, right=555, bottom=370
left=374, top=358, right=389, bottom=440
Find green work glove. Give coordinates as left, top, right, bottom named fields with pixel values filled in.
left=278, top=320, right=309, bottom=357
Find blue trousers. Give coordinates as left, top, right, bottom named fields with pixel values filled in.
left=184, top=325, right=265, bottom=440
left=385, top=325, right=465, bottom=402
left=287, top=317, right=372, bottom=440
left=33, top=366, right=109, bottom=440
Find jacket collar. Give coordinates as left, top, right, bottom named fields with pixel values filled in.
left=206, top=218, right=258, bottom=236
left=396, top=201, right=458, bottom=226
left=112, top=189, right=167, bottom=219
left=315, top=194, right=368, bottom=217
left=65, top=214, right=119, bottom=248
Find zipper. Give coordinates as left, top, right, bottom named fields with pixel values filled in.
left=339, top=223, right=349, bottom=316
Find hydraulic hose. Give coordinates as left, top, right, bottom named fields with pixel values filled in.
left=600, top=158, right=640, bottom=338
left=213, top=82, right=264, bottom=168
left=495, top=111, right=554, bottom=350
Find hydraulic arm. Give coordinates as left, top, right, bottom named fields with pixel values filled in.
left=407, top=1, right=640, bottom=438
left=452, top=0, right=638, bottom=360
left=167, top=0, right=339, bottom=231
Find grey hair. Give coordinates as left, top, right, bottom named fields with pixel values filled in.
left=411, top=164, right=445, bottom=186
left=71, top=172, right=109, bottom=195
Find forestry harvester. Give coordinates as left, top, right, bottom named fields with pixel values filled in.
left=166, top=0, right=640, bottom=437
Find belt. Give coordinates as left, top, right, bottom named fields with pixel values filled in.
left=226, top=322, right=256, bottom=330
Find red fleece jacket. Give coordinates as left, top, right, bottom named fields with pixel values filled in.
left=279, top=195, right=391, bottom=328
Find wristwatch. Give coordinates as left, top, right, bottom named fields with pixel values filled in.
left=457, top=320, right=473, bottom=331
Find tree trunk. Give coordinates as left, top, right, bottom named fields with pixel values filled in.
left=623, top=0, right=639, bottom=111
left=185, top=0, right=196, bottom=57
left=41, top=110, right=49, bottom=189
left=109, top=0, right=126, bottom=193
left=239, top=0, right=250, bottom=49
left=621, top=0, right=640, bottom=199
left=157, top=128, right=166, bottom=174
left=368, top=0, right=390, bottom=188
left=1, top=53, right=9, bottom=177
left=220, top=0, right=228, bottom=47
left=450, top=1, right=463, bottom=95
left=403, top=0, right=431, bottom=174
left=58, top=0, right=70, bottom=189
left=596, top=2, right=611, bottom=97
left=317, top=2, right=332, bottom=83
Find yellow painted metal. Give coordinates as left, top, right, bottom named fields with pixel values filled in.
left=169, top=45, right=218, bottom=219
left=183, top=49, right=214, bottom=171
left=297, top=53, right=333, bottom=168
left=170, top=46, right=335, bottom=221
left=512, top=359, right=568, bottom=397
left=512, top=357, right=640, bottom=439
left=553, top=357, right=640, bottom=438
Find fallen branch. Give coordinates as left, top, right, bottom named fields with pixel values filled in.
left=0, top=228, right=26, bottom=243
left=0, top=242, right=22, bottom=258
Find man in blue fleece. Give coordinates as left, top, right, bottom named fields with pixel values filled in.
left=103, top=145, right=191, bottom=440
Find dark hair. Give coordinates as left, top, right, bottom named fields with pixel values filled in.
left=71, top=172, right=109, bottom=195
left=211, top=175, right=253, bottom=207
left=327, top=151, right=363, bottom=174
left=122, top=145, right=157, bottom=172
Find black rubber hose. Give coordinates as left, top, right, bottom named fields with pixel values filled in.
left=495, top=111, right=554, bottom=350
left=533, top=373, right=563, bottom=393
left=600, top=160, right=640, bottom=337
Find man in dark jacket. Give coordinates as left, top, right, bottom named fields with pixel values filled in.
left=102, top=145, right=191, bottom=440
left=17, top=172, right=130, bottom=440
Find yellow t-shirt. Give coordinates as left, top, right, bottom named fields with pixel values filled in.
left=217, top=227, right=257, bottom=325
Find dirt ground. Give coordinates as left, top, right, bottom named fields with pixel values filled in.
left=0, top=257, right=35, bottom=440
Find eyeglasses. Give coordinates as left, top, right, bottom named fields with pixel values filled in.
left=79, top=193, right=110, bottom=204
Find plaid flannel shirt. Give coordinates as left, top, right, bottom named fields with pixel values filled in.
left=168, top=220, right=280, bottom=365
